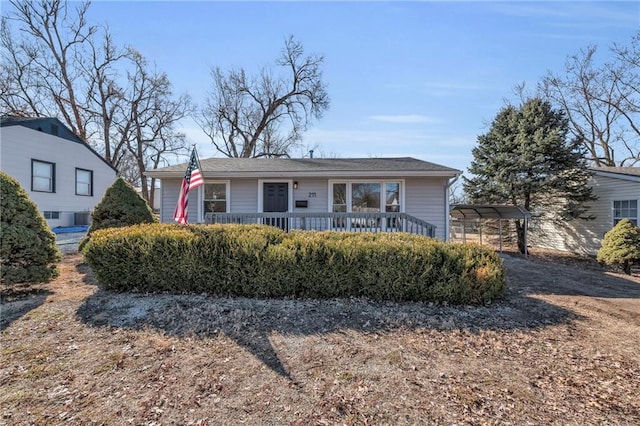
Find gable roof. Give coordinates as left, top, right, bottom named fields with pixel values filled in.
left=0, top=116, right=117, bottom=172
left=591, top=166, right=640, bottom=182
left=146, top=157, right=462, bottom=179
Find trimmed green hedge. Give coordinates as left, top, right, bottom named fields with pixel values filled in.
left=82, top=224, right=506, bottom=304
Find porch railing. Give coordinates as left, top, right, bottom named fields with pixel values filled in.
left=204, top=212, right=436, bottom=238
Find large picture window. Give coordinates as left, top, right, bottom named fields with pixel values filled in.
left=32, top=159, right=55, bottom=193
left=330, top=180, right=402, bottom=213
left=613, top=200, right=638, bottom=226
left=352, top=183, right=381, bottom=213
left=76, top=168, right=93, bottom=196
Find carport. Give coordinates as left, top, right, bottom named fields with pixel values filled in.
left=450, top=204, right=531, bottom=257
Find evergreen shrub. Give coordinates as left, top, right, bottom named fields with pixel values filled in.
left=0, top=172, right=61, bottom=284
left=87, top=177, right=156, bottom=233
left=79, top=177, right=157, bottom=250
left=597, top=219, right=640, bottom=275
left=82, top=224, right=506, bottom=304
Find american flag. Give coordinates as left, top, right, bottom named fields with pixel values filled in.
left=173, top=147, right=204, bottom=224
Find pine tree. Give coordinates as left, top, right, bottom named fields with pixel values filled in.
left=86, top=177, right=157, bottom=235
left=0, top=172, right=61, bottom=284
left=597, top=219, right=640, bottom=275
left=463, top=98, right=595, bottom=253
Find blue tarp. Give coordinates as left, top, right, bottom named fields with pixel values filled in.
left=52, top=225, right=89, bottom=234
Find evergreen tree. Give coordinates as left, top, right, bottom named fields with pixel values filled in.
left=86, top=177, right=157, bottom=235
left=0, top=172, right=61, bottom=284
left=463, top=98, right=595, bottom=253
left=597, top=219, right=640, bottom=275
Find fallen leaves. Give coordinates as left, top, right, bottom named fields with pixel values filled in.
left=1, top=252, right=639, bottom=424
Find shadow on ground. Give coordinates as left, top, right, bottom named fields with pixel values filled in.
left=501, top=254, right=640, bottom=298
left=76, top=268, right=581, bottom=380
left=1, top=287, right=52, bottom=331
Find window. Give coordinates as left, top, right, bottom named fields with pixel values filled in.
left=613, top=200, right=638, bottom=226
left=385, top=182, right=400, bottom=213
left=32, top=159, right=55, bottom=192
left=43, top=211, right=60, bottom=220
left=352, top=183, right=381, bottom=213
left=203, top=183, right=228, bottom=214
left=329, top=180, right=402, bottom=228
left=76, top=168, right=93, bottom=196
left=330, top=181, right=401, bottom=212
left=329, top=181, right=404, bottom=228
left=332, top=183, right=346, bottom=213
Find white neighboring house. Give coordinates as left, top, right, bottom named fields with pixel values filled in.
left=530, top=167, right=640, bottom=255
left=0, top=116, right=117, bottom=228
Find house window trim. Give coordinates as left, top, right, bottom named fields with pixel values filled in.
left=75, top=168, right=94, bottom=196
left=31, top=159, right=56, bottom=193
left=327, top=179, right=405, bottom=213
left=612, top=199, right=639, bottom=226
left=198, top=180, right=230, bottom=222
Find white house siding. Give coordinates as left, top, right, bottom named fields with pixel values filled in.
left=160, top=179, right=182, bottom=223
left=229, top=179, right=258, bottom=213
left=404, top=177, right=449, bottom=240
left=291, top=179, right=328, bottom=213
left=0, top=126, right=116, bottom=227
left=157, top=176, right=451, bottom=240
left=530, top=174, right=640, bottom=255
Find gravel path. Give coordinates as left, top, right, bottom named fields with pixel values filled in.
left=55, top=231, right=86, bottom=253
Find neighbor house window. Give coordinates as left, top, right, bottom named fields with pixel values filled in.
left=43, top=211, right=60, bottom=220
left=32, top=159, right=55, bottom=192
left=76, top=168, right=93, bottom=196
left=203, top=182, right=228, bottom=215
left=613, top=200, right=638, bottom=226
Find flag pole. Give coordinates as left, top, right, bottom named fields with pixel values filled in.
left=173, top=145, right=205, bottom=225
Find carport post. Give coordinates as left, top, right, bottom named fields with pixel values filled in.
left=524, top=217, right=528, bottom=258
left=462, top=220, right=466, bottom=243
left=499, top=219, right=503, bottom=253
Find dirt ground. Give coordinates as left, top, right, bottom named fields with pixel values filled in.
left=1, top=249, right=639, bottom=425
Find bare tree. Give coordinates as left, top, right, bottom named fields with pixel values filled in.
left=540, top=32, right=639, bottom=166
left=82, top=30, right=129, bottom=168
left=199, top=36, right=330, bottom=158
left=121, top=49, right=192, bottom=204
left=606, top=32, right=640, bottom=162
left=1, top=0, right=96, bottom=140
left=1, top=0, right=192, bottom=202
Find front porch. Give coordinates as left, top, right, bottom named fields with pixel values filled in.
left=205, top=212, right=436, bottom=238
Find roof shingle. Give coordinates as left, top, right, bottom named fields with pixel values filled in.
left=147, top=157, right=461, bottom=178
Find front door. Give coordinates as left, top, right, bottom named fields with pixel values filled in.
left=263, top=182, right=289, bottom=230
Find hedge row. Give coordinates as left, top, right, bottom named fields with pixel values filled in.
left=82, top=224, right=506, bottom=304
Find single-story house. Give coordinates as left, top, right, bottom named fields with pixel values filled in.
left=0, top=116, right=118, bottom=227
left=530, top=166, right=639, bottom=255
left=146, top=157, right=462, bottom=241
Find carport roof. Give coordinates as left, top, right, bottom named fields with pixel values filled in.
left=450, top=204, right=531, bottom=220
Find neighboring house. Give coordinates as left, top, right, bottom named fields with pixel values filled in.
left=0, top=116, right=117, bottom=227
left=530, top=167, right=640, bottom=255
left=146, top=157, right=462, bottom=241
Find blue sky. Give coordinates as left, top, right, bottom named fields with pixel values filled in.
left=83, top=1, right=638, bottom=175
